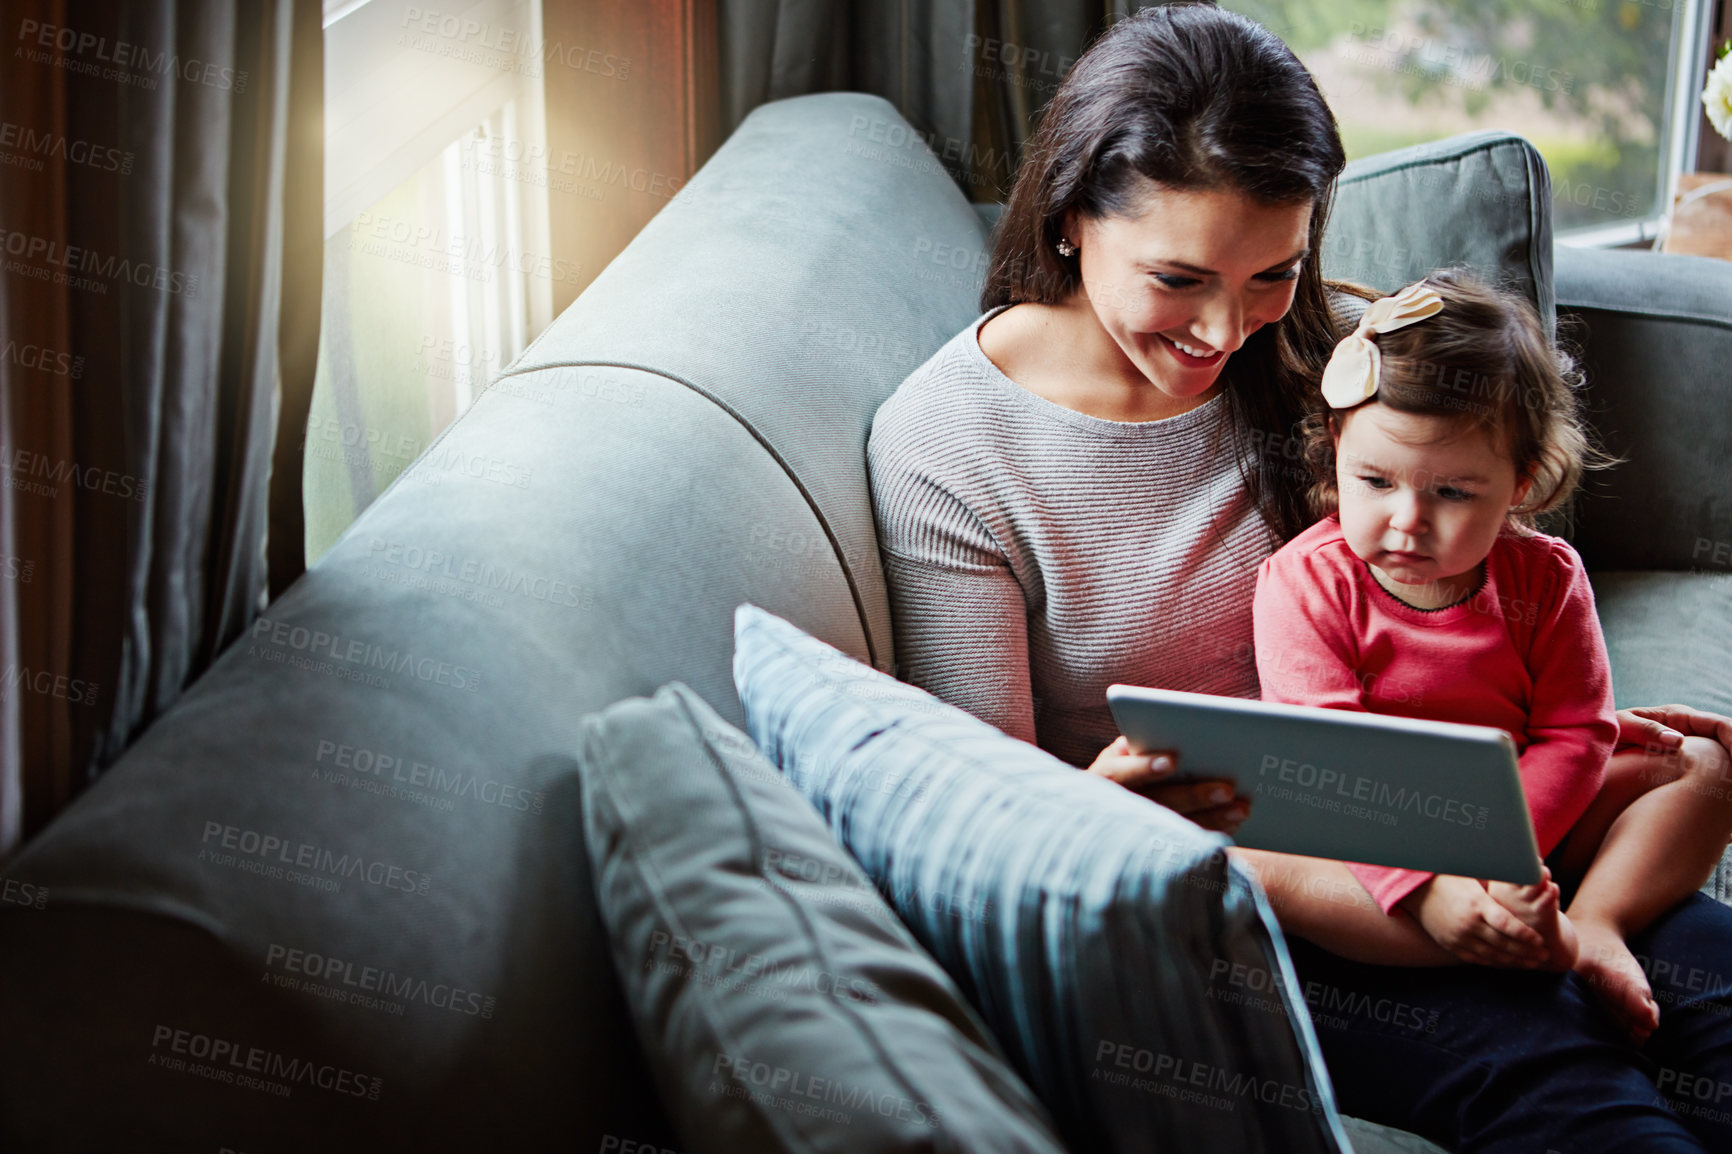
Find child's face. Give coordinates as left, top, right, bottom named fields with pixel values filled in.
left=1333, top=405, right=1533, bottom=588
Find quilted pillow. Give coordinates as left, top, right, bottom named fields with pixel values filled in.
left=576, top=680, right=1069, bottom=1154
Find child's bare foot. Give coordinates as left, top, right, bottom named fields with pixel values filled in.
left=1486, top=869, right=1578, bottom=972
left=1572, top=916, right=1660, bottom=1045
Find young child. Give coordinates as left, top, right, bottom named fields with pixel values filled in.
left=1250, top=270, right=1732, bottom=1043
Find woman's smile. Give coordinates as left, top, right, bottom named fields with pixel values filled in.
left=1156, top=332, right=1225, bottom=368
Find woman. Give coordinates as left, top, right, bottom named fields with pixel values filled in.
left=865, top=5, right=1732, bottom=1152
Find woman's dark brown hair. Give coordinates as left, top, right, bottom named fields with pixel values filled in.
left=983, top=2, right=1347, bottom=545
left=1299, top=269, right=1618, bottom=529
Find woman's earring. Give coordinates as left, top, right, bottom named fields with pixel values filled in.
left=1056, top=237, right=1078, bottom=257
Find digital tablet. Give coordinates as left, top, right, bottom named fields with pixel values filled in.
left=1106, top=684, right=1543, bottom=884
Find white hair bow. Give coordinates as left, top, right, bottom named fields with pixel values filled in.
left=1320, top=281, right=1445, bottom=409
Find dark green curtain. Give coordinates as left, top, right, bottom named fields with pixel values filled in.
left=0, top=0, right=323, bottom=860
left=717, top=0, right=1160, bottom=201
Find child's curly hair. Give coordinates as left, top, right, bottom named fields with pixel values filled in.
left=1300, top=268, right=1618, bottom=530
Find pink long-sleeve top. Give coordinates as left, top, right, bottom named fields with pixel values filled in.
left=1252, top=515, right=1620, bottom=913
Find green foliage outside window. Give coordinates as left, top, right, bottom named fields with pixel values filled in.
left=1222, top=0, right=1681, bottom=232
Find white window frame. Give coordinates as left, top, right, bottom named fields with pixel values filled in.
left=320, top=0, right=554, bottom=352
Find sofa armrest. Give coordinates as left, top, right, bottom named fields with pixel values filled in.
left=1556, top=245, right=1732, bottom=574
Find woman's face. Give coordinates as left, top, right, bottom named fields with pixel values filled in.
left=1065, top=183, right=1312, bottom=402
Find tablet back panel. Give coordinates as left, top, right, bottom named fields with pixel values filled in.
left=1107, top=686, right=1543, bottom=885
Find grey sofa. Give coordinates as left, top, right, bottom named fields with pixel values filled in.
left=1, top=92, right=1727, bottom=1153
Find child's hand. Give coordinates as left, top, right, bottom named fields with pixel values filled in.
left=1398, top=875, right=1551, bottom=967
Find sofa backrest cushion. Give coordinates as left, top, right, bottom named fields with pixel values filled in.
left=577, top=681, right=1069, bottom=1154
left=1324, top=131, right=1554, bottom=335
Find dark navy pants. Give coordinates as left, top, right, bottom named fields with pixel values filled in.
left=1287, top=893, right=1732, bottom=1153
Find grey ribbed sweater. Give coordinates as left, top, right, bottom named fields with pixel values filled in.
left=866, top=305, right=1276, bottom=769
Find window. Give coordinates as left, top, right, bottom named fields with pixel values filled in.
left=308, top=0, right=553, bottom=562
left=1221, top=0, right=1715, bottom=244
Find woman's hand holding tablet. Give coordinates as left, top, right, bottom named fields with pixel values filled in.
left=1084, top=734, right=1251, bottom=835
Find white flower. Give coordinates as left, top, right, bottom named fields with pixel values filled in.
left=1706, top=54, right=1732, bottom=143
